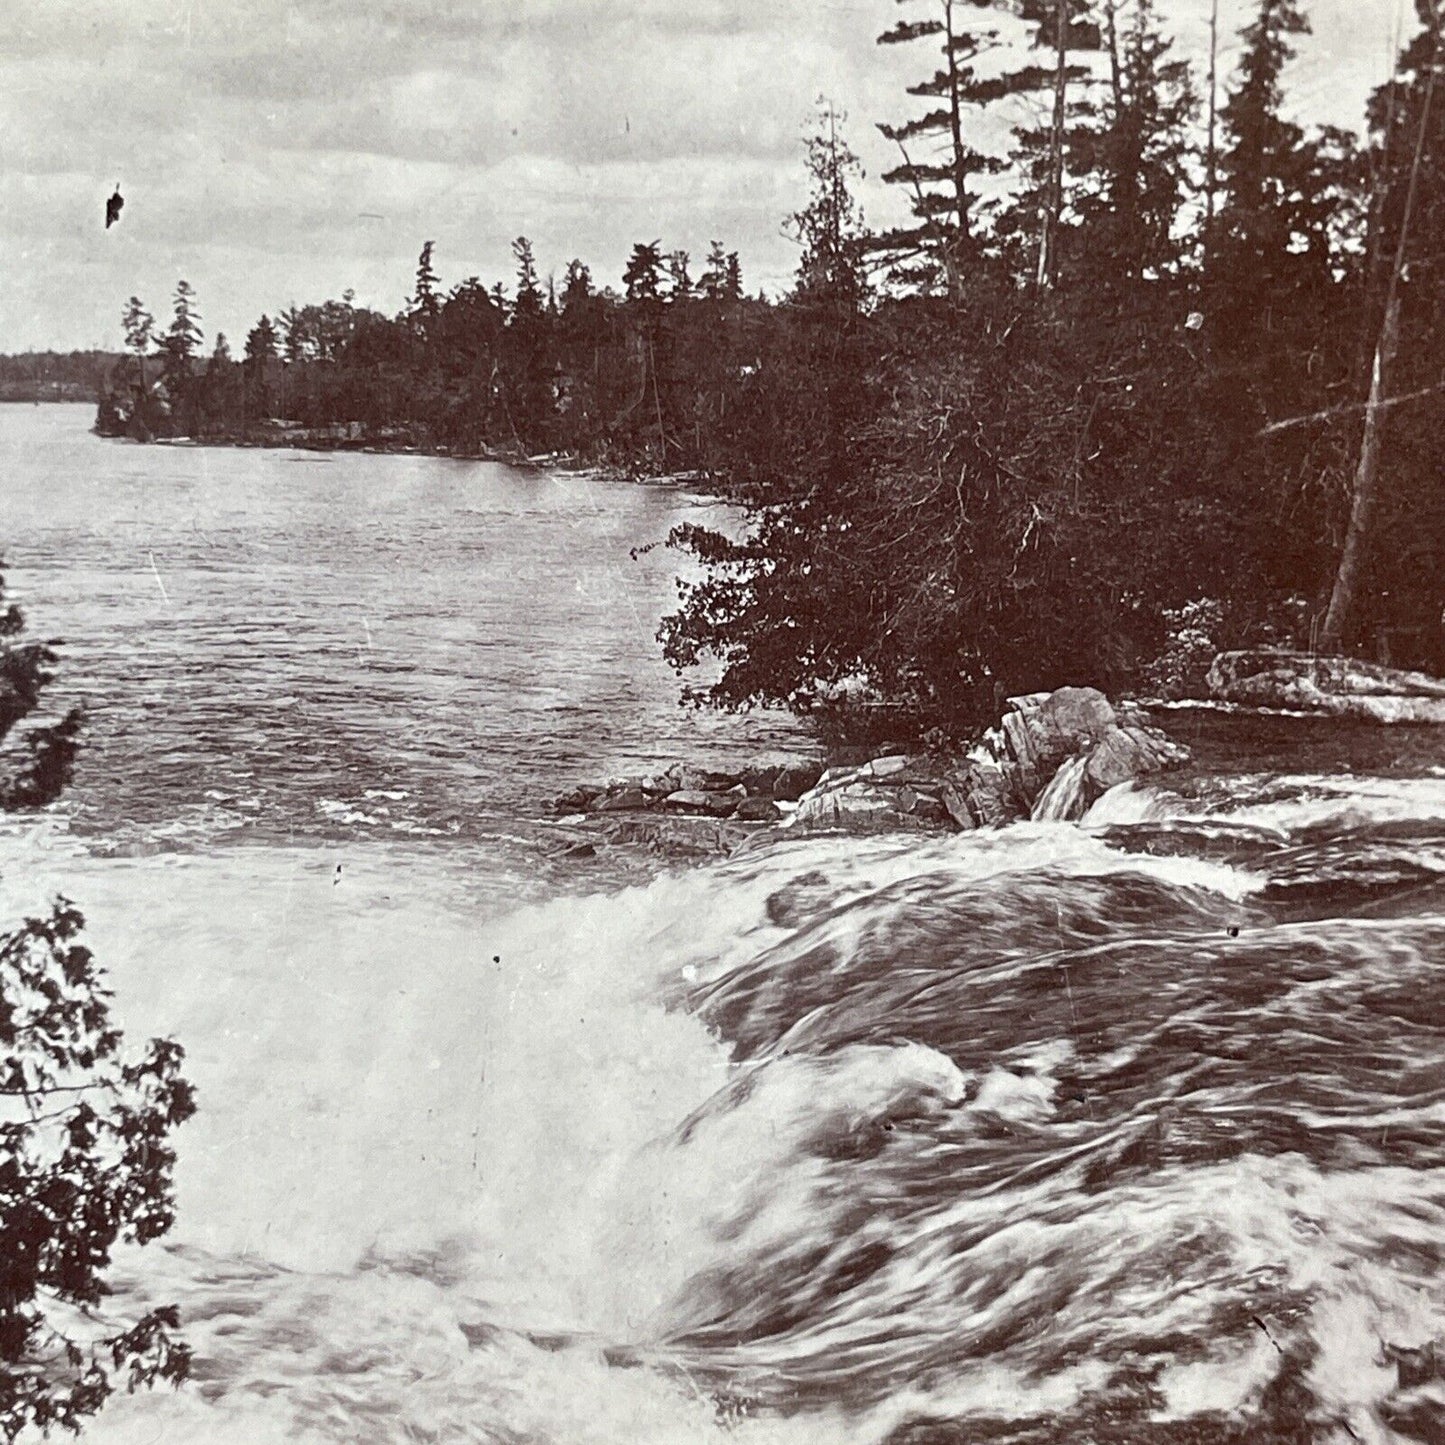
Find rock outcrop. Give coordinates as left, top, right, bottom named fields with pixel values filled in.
left=1207, top=651, right=1445, bottom=724
left=552, top=759, right=825, bottom=825
left=548, top=688, right=1189, bottom=857
left=787, top=687, right=1190, bottom=833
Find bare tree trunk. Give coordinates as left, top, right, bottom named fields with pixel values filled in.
left=1038, top=0, right=1070, bottom=288
left=943, top=0, right=970, bottom=296
left=1320, top=291, right=1403, bottom=653
left=1104, top=0, right=1123, bottom=115
left=1204, top=0, right=1219, bottom=256
left=1320, top=26, right=1438, bottom=653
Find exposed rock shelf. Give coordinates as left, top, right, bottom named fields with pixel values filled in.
left=1208, top=651, right=1445, bottom=723
left=787, top=687, right=1189, bottom=833
left=548, top=688, right=1190, bottom=859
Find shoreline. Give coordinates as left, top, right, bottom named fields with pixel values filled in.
left=94, top=420, right=728, bottom=494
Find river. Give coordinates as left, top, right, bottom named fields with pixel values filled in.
left=1, top=404, right=1441, bottom=1444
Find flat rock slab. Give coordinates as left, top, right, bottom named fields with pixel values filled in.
left=662, top=789, right=738, bottom=816
left=1209, top=651, right=1445, bottom=721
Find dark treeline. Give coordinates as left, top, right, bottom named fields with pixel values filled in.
left=97, top=0, right=1445, bottom=732
left=95, top=241, right=759, bottom=474
left=0, top=351, right=120, bottom=403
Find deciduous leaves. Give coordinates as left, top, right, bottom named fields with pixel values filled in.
left=0, top=899, right=195, bottom=1442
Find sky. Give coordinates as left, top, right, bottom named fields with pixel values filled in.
left=0, top=0, right=1414, bottom=352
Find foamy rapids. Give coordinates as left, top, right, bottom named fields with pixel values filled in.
left=1, top=769, right=1441, bottom=1444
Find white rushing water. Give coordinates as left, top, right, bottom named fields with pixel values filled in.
left=2, top=407, right=1443, bottom=1444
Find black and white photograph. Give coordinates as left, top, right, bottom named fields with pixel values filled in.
left=1, top=1, right=1443, bottom=1441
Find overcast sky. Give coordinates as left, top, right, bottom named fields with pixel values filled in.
left=1, top=0, right=1411, bottom=352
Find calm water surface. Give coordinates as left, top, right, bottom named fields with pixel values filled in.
left=0, top=404, right=805, bottom=861
left=0, top=406, right=1441, bottom=1445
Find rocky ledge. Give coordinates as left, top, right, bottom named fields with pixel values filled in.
left=1208, top=651, right=1445, bottom=724
left=549, top=687, right=1189, bottom=853
left=553, top=761, right=824, bottom=827
left=786, top=687, right=1189, bottom=833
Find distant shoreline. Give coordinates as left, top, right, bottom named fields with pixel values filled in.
left=99, top=422, right=723, bottom=493
left=0, top=390, right=100, bottom=405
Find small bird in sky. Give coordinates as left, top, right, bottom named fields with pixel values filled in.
left=105, top=183, right=125, bottom=229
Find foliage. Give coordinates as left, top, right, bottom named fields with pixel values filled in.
left=660, top=283, right=1264, bottom=728
left=1021, top=0, right=1198, bottom=285
left=874, top=0, right=1097, bottom=289
left=0, top=569, right=195, bottom=1437
left=411, top=241, right=441, bottom=326
left=120, top=303, right=153, bottom=365
left=789, top=102, right=871, bottom=310
left=0, top=902, right=196, bottom=1441
left=1140, top=598, right=1225, bottom=699
left=0, top=571, right=82, bottom=812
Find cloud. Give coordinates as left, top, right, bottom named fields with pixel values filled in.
left=0, top=0, right=1415, bottom=350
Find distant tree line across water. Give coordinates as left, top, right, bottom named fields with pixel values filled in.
left=91, top=0, right=1445, bottom=730
left=0, top=352, right=119, bottom=404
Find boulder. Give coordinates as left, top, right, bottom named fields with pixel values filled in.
left=792, top=779, right=905, bottom=830
left=1084, top=724, right=1190, bottom=794
left=938, top=762, right=1014, bottom=830
left=663, top=789, right=738, bottom=817
left=772, top=763, right=825, bottom=799
left=600, top=815, right=742, bottom=860
left=649, top=762, right=738, bottom=793
left=1208, top=650, right=1445, bottom=722
left=785, top=685, right=1188, bottom=838
left=590, top=786, right=650, bottom=813
left=553, top=783, right=604, bottom=812
left=1039, top=685, right=1119, bottom=740
left=734, top=796, right=783, bottom=823
left=908, top=792, right=951, bottom=824
left=938, top=782, right=973, bottom=831
left=999, top=708, right=1046, bottom=797
left=864, top=754, right=910, bottom=779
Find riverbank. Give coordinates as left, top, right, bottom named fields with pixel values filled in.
left=94, top=412, right=725, bottom=491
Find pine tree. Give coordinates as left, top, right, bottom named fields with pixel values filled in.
left=245, top=314, right=277, bottom=365
left=623, top=241, right=665, bottom=303
left=666, top=250, right=694, bottom=301
left=1066, top=0, right=1196, bottom=283
left=511, top=236, right=544, bottom=324
left=875, top=0, right=1097, bottom=291
left=1027, top=0, right=1105, bottom=285
left=243, top=315, right=278, bottom=419
left=1214, top=0, right=1330, bottom=282
left=789, top=101, right=870, bottom=311
left=876, top=0, right=1001, bottom=290
left=278, top=305, right=307, bottom=365
left=121, top=298, right=153, bottom=367
left=156, top=281, right=202, bottom=377
left=724, top=251, right=743, bottom=300
left=561, top=258, right=594, bottom=313
left=154, top=282, right=203, bottom=434
left=411, top=240, right=441, bottom=328
left=700, top=241, right=731, bottom=300
left=120, top=297, right=154, bottom=395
